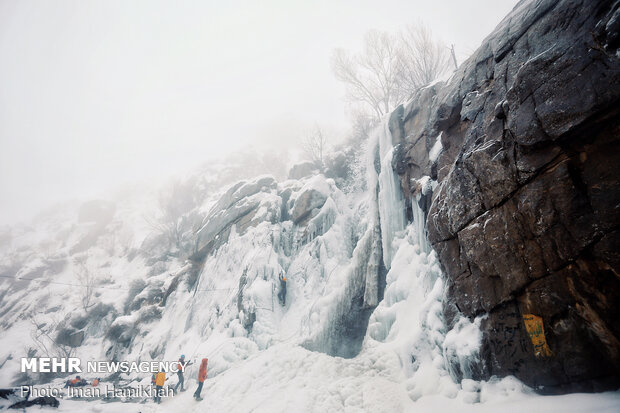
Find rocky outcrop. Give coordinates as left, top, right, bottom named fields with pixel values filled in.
left=192, top=176, right=279, bottom=259
left=391, top=0, right=620, bottom=393
left=289, top=189, right=327, bottom=224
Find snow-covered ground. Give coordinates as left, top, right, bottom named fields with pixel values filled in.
left=0, top=119, right=619, bottom=412
left=2, top=340, right=619, bottom=412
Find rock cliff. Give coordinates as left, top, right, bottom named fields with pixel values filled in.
left=391, top=0, right=620, bottom=393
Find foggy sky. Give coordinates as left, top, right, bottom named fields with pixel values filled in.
left=0, top=0, right=518, bottom=225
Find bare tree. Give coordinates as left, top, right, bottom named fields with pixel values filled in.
left=349, top=107, right=377, bottom=145
left=29, top=314, right=75, bottom=359
left=144, top=179, right=197, bottom=255
left=396, top=24, right=451, bottom=96
left=302, top=124, right=328, bottom=167
left=159, top=182, right=188, bottom=249
left=331, top=24, right=451, bottom=120
left=332, top=30, right=403, bottom=119
left=74, top=255, right=96, bottom=312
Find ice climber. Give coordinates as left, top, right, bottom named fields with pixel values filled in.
left=193, top=358, right=208, bottom=401
left=278, top=272, right=287, bottom=306
left=174, top=354, right=192, bottom=392
left=153, top=370, right=167, bottom=404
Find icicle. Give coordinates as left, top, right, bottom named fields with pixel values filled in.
left=376, top=120, right=406, bottom=269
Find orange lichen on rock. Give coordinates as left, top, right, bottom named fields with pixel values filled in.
left=523, top=314, right=553, bottom=358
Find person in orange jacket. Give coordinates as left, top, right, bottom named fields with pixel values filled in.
left=153, top=370, right=167, bottom=404
left=193, top=358, right=208, bottom=401
left=64, top=376, right=80, bottom=388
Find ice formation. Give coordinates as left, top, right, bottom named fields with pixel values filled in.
left=375, top=119, right=407, bottom=270
left=1, top=116, right=619, bottom=412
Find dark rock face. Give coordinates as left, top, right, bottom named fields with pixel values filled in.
left=391, top=0, right=620, bottom=393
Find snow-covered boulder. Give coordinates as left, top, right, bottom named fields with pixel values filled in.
left=288, top=175, right=332, bottom=224
left=194, top=176, right=280, bottom=258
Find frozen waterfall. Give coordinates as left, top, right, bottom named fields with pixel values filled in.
left=0, top=113, right=491, bottom=411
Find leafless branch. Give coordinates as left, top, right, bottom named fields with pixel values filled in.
left=331, top=24, right=452, bottom=120
left=302, top=124, right=329, bottom=166
left=29, top=314, right=75, bottom=359
left=74, top=255, right=96, bottom=312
